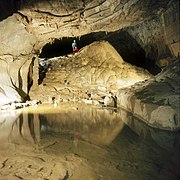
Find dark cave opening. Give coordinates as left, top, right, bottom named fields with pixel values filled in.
left=39, top=35, right=97, bottom=58
left=39, top=30, right=161, bottom=83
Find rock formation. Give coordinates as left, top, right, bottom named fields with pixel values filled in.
left=30, top=41, right=152, bottom=102
left=117, top=60, right=180, bottom=131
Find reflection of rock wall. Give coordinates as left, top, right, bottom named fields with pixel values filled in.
left=117, top=108, right=179, bottom=152
left=0, top=110, right=21, bottom=143
left=41, top=107, right=124, bottom=145
left=0, top=104, right=178, bottom=152
left=0, top=111, right=40, bottom=146
left=0, top=105, right=124, bottom=146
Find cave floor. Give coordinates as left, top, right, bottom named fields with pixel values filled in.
left=0, top=103, right=179, bottom=180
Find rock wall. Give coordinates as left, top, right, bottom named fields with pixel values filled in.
left=0, top=15, right=36, bottom=56
left=125, top=0, right=179, bottom=65
left=162, top=1, right=179, bottom=58
left=0, top=55, right=32, bottom=105
left=117, top=60, right=180, bottom=131
left=8, top=0, right=175, bottom=51
left=0, top=15, right=36, bottom=105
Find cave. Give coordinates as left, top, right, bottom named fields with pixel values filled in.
left=0, top=0, right=179, bottom=179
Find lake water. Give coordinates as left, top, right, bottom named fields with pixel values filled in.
left=0, top=103, right=179, bottom=180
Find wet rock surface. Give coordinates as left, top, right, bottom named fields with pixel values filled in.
left=117, top=59, right=180, bottom=131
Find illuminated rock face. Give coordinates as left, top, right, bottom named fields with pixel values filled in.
left=117, top=60, right=180, bottom=131
left=7, top=0, right=172, bottom=43
left=30, top=41, right=152, bottom=102
left=0, top=53, right=33, bottom=105
left=0, top=15, right=36, bottom=105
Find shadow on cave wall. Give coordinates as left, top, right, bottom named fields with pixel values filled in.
left=0, top=0, right=20, bottom=21
left=0, top=0, right=42, bottom=21
left=39, top=30, right=161, bottom=75
left=105, top=30, right=161, bottom=75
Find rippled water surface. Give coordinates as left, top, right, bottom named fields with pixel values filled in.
left=0, top=103, right=179, bottom=180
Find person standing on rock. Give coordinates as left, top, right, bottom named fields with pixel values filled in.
left=72, top=40, right=78, bottom=53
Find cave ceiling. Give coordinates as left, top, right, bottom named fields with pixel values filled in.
left=0, top=0, right=176, bottom=51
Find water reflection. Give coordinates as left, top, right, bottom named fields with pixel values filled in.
left=0, top=104, right=125, bottom=147
left=0, top=103, right=179, bottom=180
left=0, top=111, right=40, bottom=147
left=0, top=104, right=179, bottom=151
left=40, top=107, right=125, bottom=146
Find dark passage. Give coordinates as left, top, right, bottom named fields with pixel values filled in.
left=39, top=35, right=97, bottom=58
left=105, top=30, right=161, bottom=75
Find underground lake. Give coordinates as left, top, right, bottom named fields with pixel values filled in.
left=0, top=103, right=179, bottom=180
